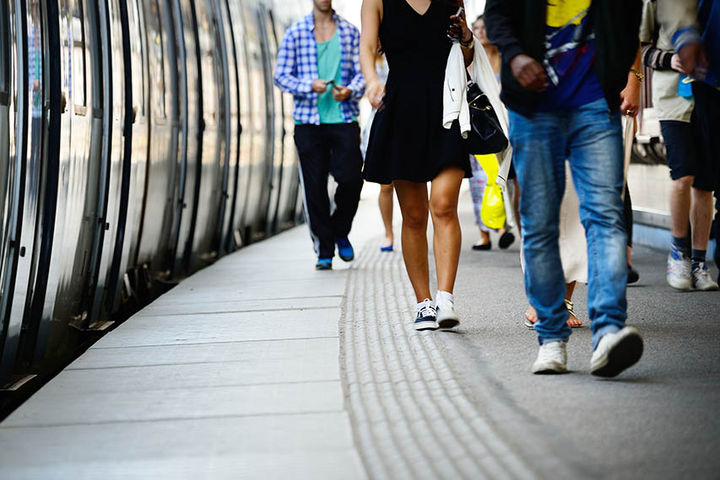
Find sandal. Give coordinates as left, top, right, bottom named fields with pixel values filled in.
left=524, top=301, right=583, bottom=329
left=564, top=299, right=583, bottom=328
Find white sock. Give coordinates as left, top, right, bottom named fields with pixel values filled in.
left=436, top=291, right=454, bottom=306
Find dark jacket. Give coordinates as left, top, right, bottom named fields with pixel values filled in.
left=484, top=0, right=642, bottom=116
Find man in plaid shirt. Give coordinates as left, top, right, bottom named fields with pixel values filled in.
left=275, top=0, right=365, bottom=271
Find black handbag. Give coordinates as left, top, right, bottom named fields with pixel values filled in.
left=466, top=81, right=508, bottom=155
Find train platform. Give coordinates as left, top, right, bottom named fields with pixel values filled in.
left=1, top=185, right=719, bottom=479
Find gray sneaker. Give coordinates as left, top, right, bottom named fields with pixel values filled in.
left=591, top=326, right=643, bottom=378
left=667, top=250, right=691, bottom=290
left=532, top=341, right=567, bottom=374
left=691, top=262, right=719, bottom=291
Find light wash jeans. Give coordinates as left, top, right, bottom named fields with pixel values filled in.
left=509, top=98, right=628, bottom=349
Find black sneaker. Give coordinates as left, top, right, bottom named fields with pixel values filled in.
left=414, top=299, right=438, bottom=331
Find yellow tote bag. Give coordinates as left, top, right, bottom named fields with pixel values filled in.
left=475, top=154, right=506, bottom=230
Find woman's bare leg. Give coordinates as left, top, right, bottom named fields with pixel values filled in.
left=393, top=180, right=431, bottom=302
left=429, top=167, right=465, bottom=293
left=379, top=184, right=394, bottom=248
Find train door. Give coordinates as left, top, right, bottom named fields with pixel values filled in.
left=215, top=0, right=240, bottom=256
left=226, top=0, right=254, bottom=248
left=168, top=0, right=199, bottom=277
left=239, top=0, right=270, bottom=242
left=0, top=0, right=26, bottom=385
left=135, top=0, right=179, bottom=277
left=0, top=0, right=53, bottom=386
left=190, top=0, right=225, bottom=270
left=114, top=0, right=149, bottom=308
left=269, top=11, right=301, bottom=231
left=256, top=4, right=283, bottom=236
left=33, top=0, right=95, bottom=368
left=100, top=0, right=138, bottom=314
left=85, top=0, right=130, bottom=326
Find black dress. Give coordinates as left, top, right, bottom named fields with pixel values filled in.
left=363, top=0, right=471, bottom=184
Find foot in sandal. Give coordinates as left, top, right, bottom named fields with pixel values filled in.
left=524, top=304, right=583, bottom=329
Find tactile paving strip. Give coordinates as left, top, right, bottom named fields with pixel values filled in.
left=340, top=243, right=540, bottom=480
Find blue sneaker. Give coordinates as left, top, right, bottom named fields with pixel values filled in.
left=336, top=238, right=354, bottom=262
left=315, top=258, right=332, bottom=270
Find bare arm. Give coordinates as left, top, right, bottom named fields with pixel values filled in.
left=620, top=44, right=642, bottom=117
left=360, top=0, right=384, bottom=108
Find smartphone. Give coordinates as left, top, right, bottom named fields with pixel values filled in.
left=325, top=79, right=335, bottom=87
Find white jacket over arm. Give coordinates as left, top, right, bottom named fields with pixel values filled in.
left=443, top=43, right=471, bottom=138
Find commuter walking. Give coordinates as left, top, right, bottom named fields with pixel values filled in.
left=360, top=52, right=395, bottom=252
left=485, top=0, right=645, bottom=376
left=361, top=0, right=473, bottom=331
left=653, top=0, right=719, bottom=289
left=468, top=15, right=515, bottom=251
left=274, top=0, right=365, bottom=270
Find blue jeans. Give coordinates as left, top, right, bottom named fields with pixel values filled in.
left=509, top=98, right=628, bottom=349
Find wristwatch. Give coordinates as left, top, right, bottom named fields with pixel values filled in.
left=630, top=68, right=645, bottom=81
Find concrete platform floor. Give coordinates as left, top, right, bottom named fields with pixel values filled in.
left=1, top=184, right=718, bottom=479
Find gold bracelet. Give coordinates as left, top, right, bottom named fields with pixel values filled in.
left=630, top=68, right=645, bottom=81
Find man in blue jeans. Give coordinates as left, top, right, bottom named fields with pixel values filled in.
left=274, top=0, right=365, bottom=270
left=486, top=0, right=644, bottom=376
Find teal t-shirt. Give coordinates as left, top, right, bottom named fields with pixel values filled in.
left=316, top=33, right=344, bottom=124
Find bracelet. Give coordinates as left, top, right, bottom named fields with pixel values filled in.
left=460, top=36, right=473, bottom=48
left=630, top=68, right=645, bottom=81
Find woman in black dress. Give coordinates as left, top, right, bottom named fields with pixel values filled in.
left=360, top=0, right=474, bottom=330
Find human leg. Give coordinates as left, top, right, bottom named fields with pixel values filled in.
left=393, top=180, right=431, bottom=303
left=327, top=123, right=364, bottom=242
left=689, top=81, right=720, bottom=290
left=294, top=125, right=334, bottom=261
left=524, top=282, right=582, bottom=329
left=429, top=166, right=465, bottom=329
left=379, top=184, right=394, bottom=250
left=567, top=100, right=629, bottom=348
left=508, top=109, right=571, bottom=347
left=469, top=157, right=492, bottom=249
left=566, top=100, right=643, bottom=377
left=429, top=166, right=465, bottom=294
left=660, top=120, right=697, bottom=289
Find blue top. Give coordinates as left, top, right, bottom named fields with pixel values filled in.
left=274, top=12, right=365, bottom=125
left=316, top=33, right=345, bottom=124
left=537, top=0, right=604, bottom=111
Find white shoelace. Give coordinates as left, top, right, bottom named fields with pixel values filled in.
left=417, top=299, right=435, bottom=318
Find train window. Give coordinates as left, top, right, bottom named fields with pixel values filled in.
left=196, top=3, right=217, bottom=125
left=27, top=2, right=42, bottom=117
left=66, top=0, right=88, bottom=108
left=128, top=0, right=146, bottom=116
left=0, top=0, right=8, bottom=98
left=144, top=0, right=166, bottom=119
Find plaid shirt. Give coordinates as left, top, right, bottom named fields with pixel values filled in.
left=274, top=12, right=365, bottom=125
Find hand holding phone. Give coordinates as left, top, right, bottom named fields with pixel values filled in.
left=448, top=6, right=471, bottom=44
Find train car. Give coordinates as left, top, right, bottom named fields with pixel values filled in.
left=0, top=0, right=304, bottom=393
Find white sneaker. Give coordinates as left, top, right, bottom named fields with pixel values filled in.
left=435, top=298, right=460, bottom=329
left=532, top=341, right=567, bottom=374
left=691, top=262, right=719, bottom=291
left=591, top=326, right=643, bottom=378
left=414, top=299, right=438, bottom=331
left=667, top=250, right=691, bottom=290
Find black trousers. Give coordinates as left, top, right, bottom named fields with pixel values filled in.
left=294, top=123, right=364, bottom=259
